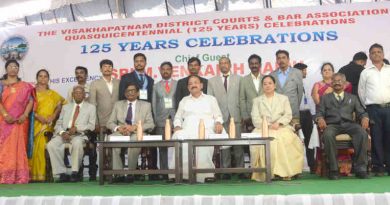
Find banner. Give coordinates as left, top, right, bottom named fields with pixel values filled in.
left=0, top=2, right=389, bottom=97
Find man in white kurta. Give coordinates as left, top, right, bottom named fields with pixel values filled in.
left=168, top=75, right=224, bottom=183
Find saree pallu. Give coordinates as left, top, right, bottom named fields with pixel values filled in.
left=28, top=89, right=63, bottom=181
left=0, top=81, right=33, bottom=184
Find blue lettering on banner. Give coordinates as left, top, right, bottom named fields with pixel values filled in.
left=78, top=31, right=337, bottom=54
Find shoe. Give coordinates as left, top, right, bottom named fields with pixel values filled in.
left=355, top=171, right=369, bottom=179
left=328, top=171, right=339, bottom=180
left=112, top=176, right=126, bottom=183
left=373, top=167, right=385, bottom=177
left=89, top=175, right=97, bottom=181
left=124, top=175, right=134, bottom=183
left=205, top=177, right=216, bottom=183
left=166, top=178, right=175, bottom=183
left=70, top=172, right=81, bottom=182
left=221, top=174, right=231, bottom=180
left=238, top=173, right=249, bottom=179
left=56, top=173, right=70, bottom=183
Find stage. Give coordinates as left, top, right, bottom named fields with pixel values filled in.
left=1, top=173, right=390, bottom=205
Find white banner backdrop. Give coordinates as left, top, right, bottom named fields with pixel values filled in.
left=0, top=2, right=389, bottom=97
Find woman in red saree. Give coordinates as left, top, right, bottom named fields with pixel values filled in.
left=0, top=60, right=33, bottom=184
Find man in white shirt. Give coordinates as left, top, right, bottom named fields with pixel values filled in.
left=66, top=66, right=90, bottom=103
left=47, top=86, right=96, bottom=183
left=294, top=63, right=316, bottom=173
left=358, top=43, right=390, bottom=176
left=169, top=75, right=224, bottom=183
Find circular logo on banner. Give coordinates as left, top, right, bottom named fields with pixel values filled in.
left=0, top=36, right=29, bottom=62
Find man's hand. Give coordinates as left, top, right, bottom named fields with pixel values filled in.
left=94, top=125, right=100, bottom=133
left=214, top=122, right=223, bottom=134
left=361, top=117, right=369, bottom=130
left=61, top=132, right=71, bottom=142
left=118, top=126, right=129, bottom=136
left=173, top=126, right=182, bottom=133
left=270, top=122, right=279, bottom=130
left=68, top=127, right=77, bottom=135
left=317, top=118, right=327, bottom=131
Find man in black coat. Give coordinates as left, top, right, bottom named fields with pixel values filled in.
left=174, top=57, right=208, bottom=109
left=119, top=53, right=154, bottom=103
left=338, top=52, right=367, bottom=95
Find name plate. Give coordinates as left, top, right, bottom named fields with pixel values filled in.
left=241, top=133, right=262, bottom=139
left=108, top=135, right=131, bottom=142
left=207, top=133, right=229, bottom=139
left=143, top=135, right=163, bottom=141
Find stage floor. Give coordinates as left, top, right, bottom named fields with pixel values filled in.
left=1, top=173, right=390, bottom=197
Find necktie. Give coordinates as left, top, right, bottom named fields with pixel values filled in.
left=71, top=105, right=80, bottom=128
left=165, top=80, right=170, bottom=93
left=139, top=74, right=145, bottom=87
left=126, top=102, right=133, bottom=125
left=337, top=94, right=342, bottom=103
left=223, top=75, right=228, bottom=91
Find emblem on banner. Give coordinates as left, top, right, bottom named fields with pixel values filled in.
left=0, top=36, right=29, bottom=62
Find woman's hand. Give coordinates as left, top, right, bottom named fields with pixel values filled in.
left=17, top=114, right=28, bottom=124
left=270, top=122, right=280, bottom=130
left=35, top=114, right=47, bottom=124
left=4, top=114, right=15, bottom=124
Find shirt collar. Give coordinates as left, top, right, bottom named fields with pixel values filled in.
left=128, top=99, right=137, bottom=105
left=251, top=73, right=261, bottom=80
left=135, top=70, right=145, bottom=77
left=333, top=91, right=344, bottom=99
left=277, top=67, right=291, bottom=74
left=74, top=101, right=84, bottom=107
left=190, top=92, right=205, bottom=99
left=102, top=76, right=113, bottom=83
left=222, top=71, right=231, bottom=77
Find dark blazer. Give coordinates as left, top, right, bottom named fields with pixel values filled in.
left=119, top=71, right=154, bottom=103
left=317, top=92, right=368, bottom=124
left=174, top=76, right=208, bottom=109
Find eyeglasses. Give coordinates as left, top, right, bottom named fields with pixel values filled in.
left=126, top=89, right=138, bottom=94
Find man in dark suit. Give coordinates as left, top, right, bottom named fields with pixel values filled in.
left=338, top=52, right=367, bottom=95
left=174, top=57, right=208, bottom=108
left=119, top=53, right=154, bottom=103
left=316, top=73, right=369, bottom=180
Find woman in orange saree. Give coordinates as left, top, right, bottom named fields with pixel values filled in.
left=0, top=60, right=33, bottom=184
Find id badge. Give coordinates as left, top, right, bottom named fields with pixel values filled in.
left=164, top=97, right=173, bottom=109
left=140, top=89, right=148, bottom=100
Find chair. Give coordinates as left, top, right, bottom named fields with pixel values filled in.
left=318, top=132, right=371, bottom=177
left=45, top=130, right=98, bottom=182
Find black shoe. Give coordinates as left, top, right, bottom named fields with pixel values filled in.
left=328, top=171, right=339, bottom=180
left=355, top=171, right=369, bottom=179
left=238, top=173, right=249, bottom=179
left=112, top=176, right=126, bottom=183
left=124, top=175, right=134, bottom=183
left=56, top=173, right=70, bottom=183
left=70, top=172, right=81, bottom=182
left=373, top=167, right=385, bottom=177
left=221, top=174, right=231, bottom=180
left=205, top=177, right=216, bottom=183
left=89, top=175, right=97, bottom=181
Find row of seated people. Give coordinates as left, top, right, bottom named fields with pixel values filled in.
left=0, top=43, right=388, bottom=184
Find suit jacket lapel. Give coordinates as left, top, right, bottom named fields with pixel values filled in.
left=247, top=75, right=257, bottom=95
left=261, top=95, right=272, bottom=114
left=100, top=78, right=112, bottom=96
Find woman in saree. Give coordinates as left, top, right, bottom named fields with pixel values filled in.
left=0, top=60, right=34, bottom=184
left=312, top=62, right=353, bottom=176
left=29, top=69, right=64, bottom=182
left=250, top=75, right=304, bottom=181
